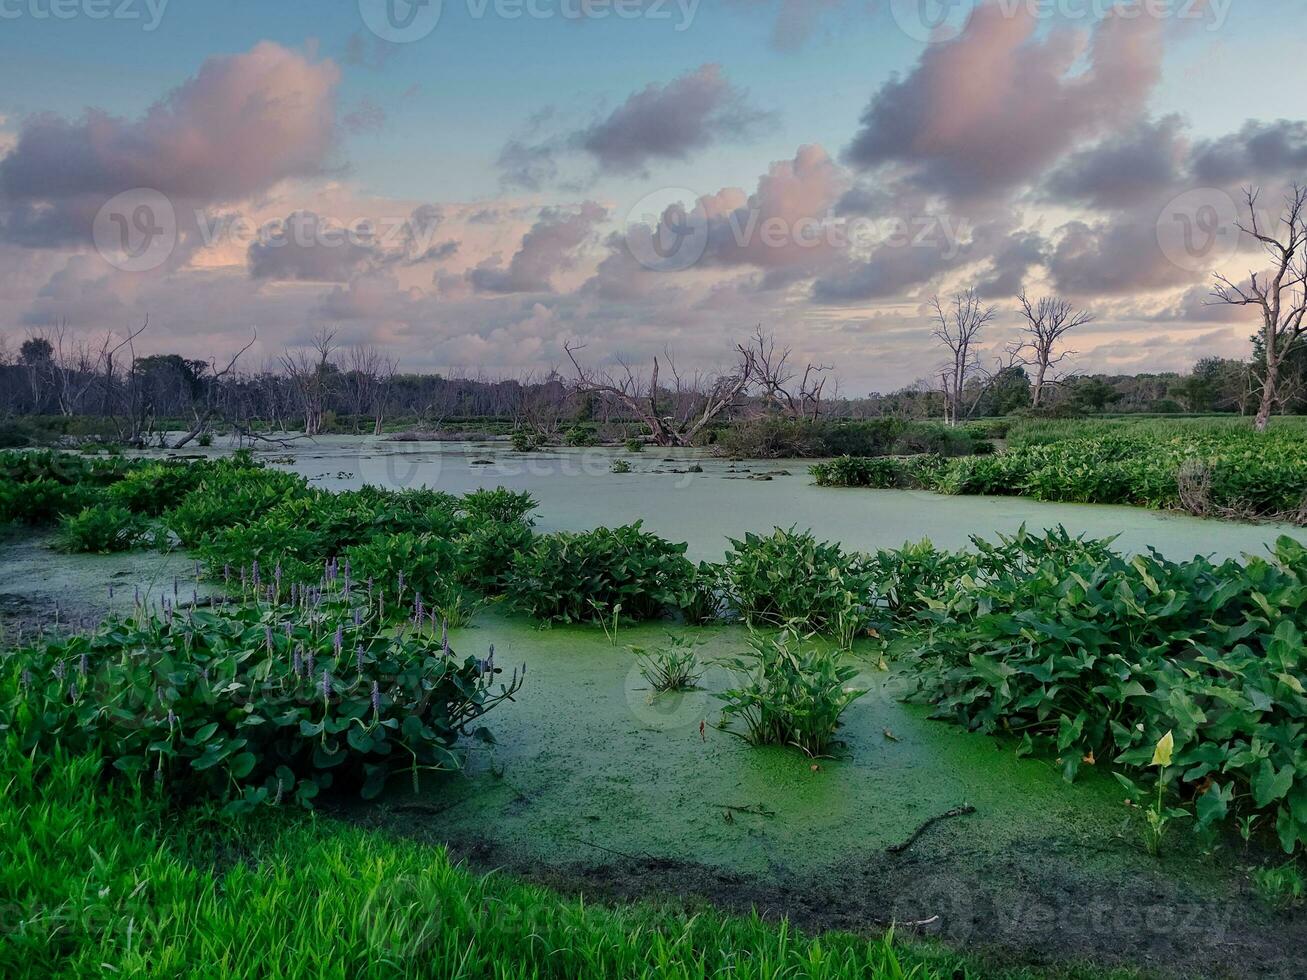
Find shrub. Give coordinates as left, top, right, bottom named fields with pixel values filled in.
left=345, top=532, right=463, bottom=613
left=1, top=591, right=522, bottom=812
left=865, top=539, right=974, bottom=621
left=611, top=459, right=632, bottom=474
left=460, top=488, right=537, bottom=525
left=55, top=504, right=146, bottom=553
left=721, top=527, right=871, bottom=642
left=163, top=464, right=308, bottom=547
left=454, top=519, right=534, bottom=595
left=908, top=533, right=1307, bottom=853
left=506, top=522, right=694, bottom=623
left=0, top=477, right=98, bottom=525
left=510, top=431, right=535, bottom=452
left=624, top=438, right=645, bottom=453
left=563, top=425, right=599, bottom=447
left=715, top=628, right=867, bottom=757
left=107, top=461, right=212, bottom=516
left=197, top=431, right=214, bottom=447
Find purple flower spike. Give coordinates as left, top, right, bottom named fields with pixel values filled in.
left=321, top=671, right=332, bottom=700
left=371, top=680, right=381, bottom=717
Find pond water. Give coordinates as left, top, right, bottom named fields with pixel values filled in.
left=194, top=435, right=1302, bottom=562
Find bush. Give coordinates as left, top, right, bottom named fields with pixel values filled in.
left=510, top=431, right=535, bottom=452
left=107, top=461, right=212, bottom=516
left=624, top=438, right=645, bottom=453
left=506, top=523, right=694, bottom=623
left=865, top=540, right=974, bottom=621
left=163, top=463, right=308, bottom=547
left=715, top=628, right=867, bottom=757
left=908, top=533, right=1307, bottom=852
left=1, top=590, right=522, bottom=812
left=345, top=532, right=465, bottom=616
left=721, top=527, right=870, bottom=644
left=454, top=519, right=534, bottom=595
left=460, top=488, right=537, bottom=525
left=55, top=504, right=146, bottom=553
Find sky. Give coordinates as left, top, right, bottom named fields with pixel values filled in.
left=0, top=0, right=1303, bottom=392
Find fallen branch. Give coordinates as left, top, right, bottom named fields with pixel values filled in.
left=886, top=805, right=976, bottom=855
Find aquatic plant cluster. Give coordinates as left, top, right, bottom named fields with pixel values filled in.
left=5, top=448, right=1307, bottom=856
left=811, top=418, right=1307, bottom=521
left=1, top=570, right=523, bottom=813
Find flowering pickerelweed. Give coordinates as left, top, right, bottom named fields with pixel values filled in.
left=371, top=680, right=381, bottom=717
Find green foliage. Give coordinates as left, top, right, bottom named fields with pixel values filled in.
left=345, top=531, right=461, bottom=609
left=107, top=461, right=213, bottom=516
left=624, top=438, right=645, bottom=453
left=0, top=477, right=98, bottom=525
left=908, top=532, right=1307, bottom=853
left=630, top=634, right=704, bottom=693
left=865, top=540, right=974, bottom=622
left=506, top=522, right=694, bottom=624
left=1252, top=861, right=1306, bottom=909
left=812, top=418, right=1307, bottom=521
left=460, top=487, right=538, bottom=525
left=454, top=519, right=534, bottom=595
left=611, top=459, right=632, bottom=474
left=1, top=588, right=521, bottom=813
left=0, top=750, right=948, bottom=980
left=562, top=424, right=599, bottom=447
left=510, top=430, right=536, bottom=452
left=163, top=463, right=309, bottom=547
left=197, top=431, right=214, bottom=447
left=55, top=504, right=146, bottom=553
left=717, top=418, right=989, bottom=461
left=715, top=628, right=867, bottom=757
left=722, top=528, right=870, bottom=642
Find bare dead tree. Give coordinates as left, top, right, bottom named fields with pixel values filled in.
left=931, top=289, right=998, bottom=426
left=171, top=332, right=257, bottom=449
left=749, top=327, right=833, bottom=422
left=1211, top=185, right=1307, bottom=431
left=564, top=341, right=757, bottom=447
left=281, top=327, right=338, bottom=436
left=1014, top=293, right=1093, bottom=408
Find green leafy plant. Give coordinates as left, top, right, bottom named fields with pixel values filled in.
left=0, top=587, right=524, bottom=812
left=1252, top=861, right=1306, bottom=909
left=715, top=628, right=867, bottom=757
left=55, top=504, right=146, bottom=553
left=506, top=522, right=694, bottom=624
left=630, top=634, right=704, bottom=693
left=611, top=459, right=632, bottom=474
left=624, top=438, right=645, bottom=453
left=722, top=527, right=871, bottom=641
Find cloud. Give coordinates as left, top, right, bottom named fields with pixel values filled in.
left=247, top=211, right=381, bottom=283
left=468, top=202, right=606, bottom=294
left=1043, top=115, right=1188, bottom=209
left=499, top=65, right=772, bottom=187
left=0, top=42, right=340, bottom=247
left=1190, top=119, right=1307, bottom=186
left=844, top=2, right=1163, bottom=199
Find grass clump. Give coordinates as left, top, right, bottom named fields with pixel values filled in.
left=631, top=634, right=704, bottom=693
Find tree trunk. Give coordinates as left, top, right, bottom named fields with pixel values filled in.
left=1031, top=361, right=1048, bottom=408
left=1254, top=360, right=1277, bottom=432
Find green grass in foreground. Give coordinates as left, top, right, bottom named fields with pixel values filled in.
left=0, top=744, right=1144, bottom=980
left=1, top=745, right=927, bottom=979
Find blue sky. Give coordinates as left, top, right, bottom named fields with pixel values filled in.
left=0, top=0, right=1301, bottom=388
